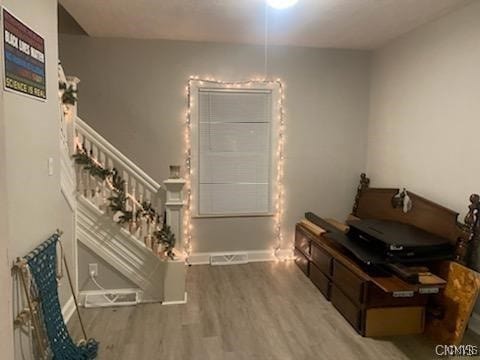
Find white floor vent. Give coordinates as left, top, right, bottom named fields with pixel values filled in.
left=210, top=253, right=249, bottom=266
left=82, top=289, right=139, bottom=308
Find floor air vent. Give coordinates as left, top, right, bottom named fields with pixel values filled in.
left=83, top=289, right=139, bottom=308
left=210, top=253, right=249, bottom=266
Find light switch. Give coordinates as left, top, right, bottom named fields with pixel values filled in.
left=48, top=157, right=54, bottom=176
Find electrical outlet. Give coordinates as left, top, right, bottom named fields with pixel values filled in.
left=89, top=263, right=98, bottom=277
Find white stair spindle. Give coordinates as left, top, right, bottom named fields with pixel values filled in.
left=84, top=137, right=92, bottom=198
left=91, top=143, right=100, bottom=202
left=98, top=150, right=107, bottom=210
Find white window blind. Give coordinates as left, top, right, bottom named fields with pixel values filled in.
left=197, top=89, right=273, bottom=216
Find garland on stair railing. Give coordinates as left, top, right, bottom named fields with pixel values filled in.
left=73, top=145, right=176, bottom=259
left=59, top=82, right=78, bottom=106
left=155, top=225, right=176, bottom=260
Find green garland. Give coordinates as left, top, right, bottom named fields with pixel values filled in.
left=59, top=82, right=78, bottom=106
left=73, top=145, right=176, bottom=259
left=154, top=225, right=176, bottom=260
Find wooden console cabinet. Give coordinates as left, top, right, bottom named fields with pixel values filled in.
left=295, top=223, right=432, bottom=336
left=297, top=173, right=480, bottom=342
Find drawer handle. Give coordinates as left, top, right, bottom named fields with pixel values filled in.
left=392, top=291, right=414, bottom=298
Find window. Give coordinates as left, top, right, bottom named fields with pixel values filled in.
left=190, top=81, right=280, bottom=217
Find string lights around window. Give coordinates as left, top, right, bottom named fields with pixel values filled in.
left=183, top=76, right=286, bottom=261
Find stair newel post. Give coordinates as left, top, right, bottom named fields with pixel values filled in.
left=65, top=76, right=80, bottom=156
left=163, top=179, right=186, bottom=254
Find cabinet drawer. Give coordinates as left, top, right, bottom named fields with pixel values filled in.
left=311, top=243, right=332, bottom=276
left=310, top=263, right=330, bottom=299
left=331, top=285, right=362, bottom=332
left=332, top=260, right=365, bottom=304
left=294, top=248, right=309, bottom=276
left=365, top=307, right=424, bottom=337
left=295, top=227, right=311, bottom=256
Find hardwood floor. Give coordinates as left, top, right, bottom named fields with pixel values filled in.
left=69, top=262, right=480, bottom=360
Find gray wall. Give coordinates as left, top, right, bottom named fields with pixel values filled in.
left=367, top=1, right=480, bottom=313
left=1, top=1, right=75, bottom=358
left=78, top=243, right=135, bottom=291
left=59, top=35, right=370, bottom=257
left=58, top=4, right=87, bottom=35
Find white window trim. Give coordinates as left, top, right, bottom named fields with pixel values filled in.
left=189, top=80, right=281, bottom=218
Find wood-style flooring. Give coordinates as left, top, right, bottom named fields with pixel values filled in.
left=69, top=262, right=480, bottom=360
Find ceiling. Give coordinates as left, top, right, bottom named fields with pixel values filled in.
left=60, top=0, right=471, bottom=49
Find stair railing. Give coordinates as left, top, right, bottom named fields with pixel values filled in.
left=74, top=118, right=163, bottom=250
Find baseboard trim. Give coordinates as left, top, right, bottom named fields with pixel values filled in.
left=162, top=292, right=188, bottom=306
left=469, top=312, right=480, bottom=335
left=188, top=249, right=294, bottom=266
left=62, top=296, right=76, bottom=324
left=187, top=252, right=210, bottom=265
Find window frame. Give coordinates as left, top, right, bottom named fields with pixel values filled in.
left=189, top=80, right=281, bottom=218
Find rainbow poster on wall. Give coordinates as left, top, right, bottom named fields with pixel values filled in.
left=2, top=8, right=46, bottom=100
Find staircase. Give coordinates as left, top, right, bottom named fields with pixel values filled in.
left=58, top=64, right=186, bottom=304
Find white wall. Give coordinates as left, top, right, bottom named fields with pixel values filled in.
left=59, top=36, right=370, bottom=260
left=1, top=0, right=76, bottom=358
left=368, top=1, right=480, bottom=312
left=0, top=0, right=14, bottom=355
